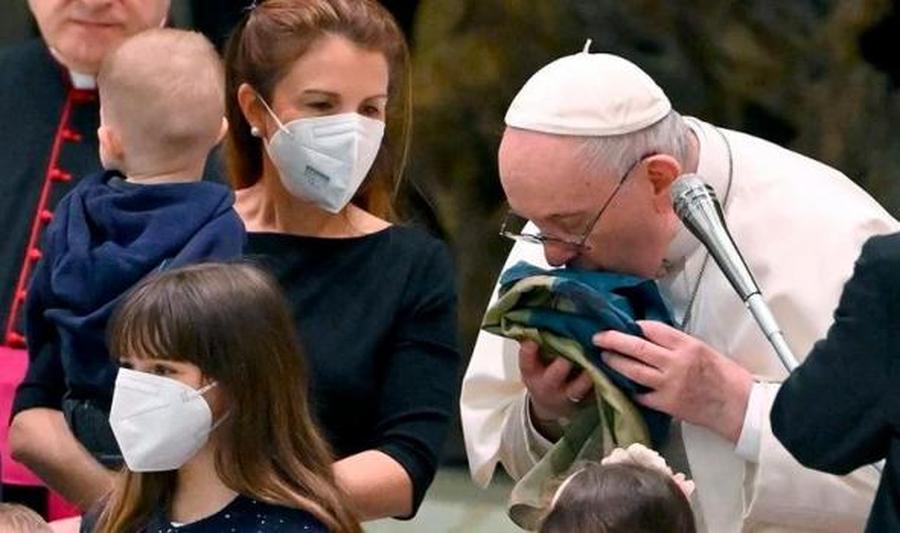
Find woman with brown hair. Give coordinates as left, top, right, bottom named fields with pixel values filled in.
left=224, top=0, right=459, bottom=521
left=81, top=262, right=360, bottom=532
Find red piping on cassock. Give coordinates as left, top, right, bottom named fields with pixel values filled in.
left=3, top=88, right=95, bottom=348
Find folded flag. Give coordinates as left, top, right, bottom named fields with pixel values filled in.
left=481, top=261, right=674, bottom=529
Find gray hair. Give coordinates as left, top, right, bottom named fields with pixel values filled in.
left=575, top=110, right=691, bottom=179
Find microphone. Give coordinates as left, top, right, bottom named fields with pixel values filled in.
left=670, top=174, right=799, bottom=373
left=671, top=175, right=884, bottom=475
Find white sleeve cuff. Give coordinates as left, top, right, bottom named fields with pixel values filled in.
left=734, top=382, right=765, bottom=463
left=523, top=396, right=555, bottom=461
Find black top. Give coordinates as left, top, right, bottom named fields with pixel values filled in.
left=80, top=495, right=328, bottom=533
left=12, top=170, right=244, bottom=416
left=244, top=225, right=459, bottom=517
left=771, top=232, right=900, bottom=533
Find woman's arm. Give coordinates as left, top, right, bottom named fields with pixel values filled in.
left=348, top=240, right=460, bottom=520
left=49, top=516, right=82, bottom=533
left=9, top=408, right=114, bottom=509
left=9, top=202, right=114, bottom=509
left=333, top=450, right=412, bottom=520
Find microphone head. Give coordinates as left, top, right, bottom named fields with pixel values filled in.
left=669, top=173, right=760, bottom=301
left=670, top=173, right=718, bottom=220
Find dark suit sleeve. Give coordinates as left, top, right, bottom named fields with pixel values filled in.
left=771, top=233, right=900, bottom=475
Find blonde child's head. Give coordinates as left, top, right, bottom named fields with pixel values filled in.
left=0, top=503, right=52, bottom=532
left=97, top=28, right=226, bottom=181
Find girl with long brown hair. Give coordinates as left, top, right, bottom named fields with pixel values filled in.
left=82, top=262, right=360, bottom=532
left=225, top=0, right=459, bottom=520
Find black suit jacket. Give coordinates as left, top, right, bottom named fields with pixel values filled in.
left=771, top=232, right=900, bottom=533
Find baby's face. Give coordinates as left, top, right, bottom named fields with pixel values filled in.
left=28, top=0, right=170, bottom=74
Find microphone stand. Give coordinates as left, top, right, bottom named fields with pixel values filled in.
left=746, top=294, right=798, bottom=373
left=672, top=178, right=800, bottom=372
left=672, top=176, right=882, bottom=475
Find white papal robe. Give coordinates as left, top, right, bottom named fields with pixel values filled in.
left=461, top=117, right=897, bottom=532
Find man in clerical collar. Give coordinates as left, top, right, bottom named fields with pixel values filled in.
left=30, top=0, right=169, bottom=86
left=1, top=0, right=170, bottom=519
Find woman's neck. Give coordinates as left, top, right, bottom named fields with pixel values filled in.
left=170, top=444, right=237, bottom=524
left=234, top=166, right=390, bottom=238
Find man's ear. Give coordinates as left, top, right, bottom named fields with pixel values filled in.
left=643, top=154, right=682, bottom=213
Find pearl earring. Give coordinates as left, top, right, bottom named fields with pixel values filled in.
left=250, top=126, right=261, bottom=137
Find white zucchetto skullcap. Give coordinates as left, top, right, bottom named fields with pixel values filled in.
left=505, top=40, right=672, bottom=136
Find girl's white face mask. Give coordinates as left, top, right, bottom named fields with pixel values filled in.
left=257, top=94, right=385, bottom=213
left=109, top=368, right=219, bottom=472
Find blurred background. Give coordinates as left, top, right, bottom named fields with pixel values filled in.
left=5, top=0, right=900, bottom=530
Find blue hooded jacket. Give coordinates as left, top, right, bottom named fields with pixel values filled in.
left=24, top=170, right=245, bottom=405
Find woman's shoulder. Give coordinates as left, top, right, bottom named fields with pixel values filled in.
left=384, top=223, right=449, bottom=253
left=385, top=225, right=456, bottom=286
left=247, top=223, right=450, bottom=259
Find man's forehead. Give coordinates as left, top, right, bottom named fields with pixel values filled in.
left=500, top=131, right=604, bottom=210
left=500, top=127, right=573, bottom=154
left=502, top=131, right=581, bottom=179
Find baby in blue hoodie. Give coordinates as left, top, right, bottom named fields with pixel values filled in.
left=12, top=29, right=245, bottom=468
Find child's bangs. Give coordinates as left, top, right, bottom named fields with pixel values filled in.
left=108, top=280, right=198, bottom=365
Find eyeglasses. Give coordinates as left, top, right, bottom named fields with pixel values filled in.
left=499, top=155, right=649, bottom=252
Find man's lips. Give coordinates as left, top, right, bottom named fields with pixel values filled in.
left=69, top=19, right=122, bottom=30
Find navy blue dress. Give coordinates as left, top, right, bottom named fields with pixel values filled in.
left=80, top=495, right=329, bottom=532
left=244, top=226, right=459, bottom=517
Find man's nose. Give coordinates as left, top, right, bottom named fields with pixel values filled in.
left=542, top=241, right=578, bottom=267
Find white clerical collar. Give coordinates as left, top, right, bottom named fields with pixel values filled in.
left=48, top=46, right=97, bottom=90
left=663, top=117, right=733, bottom=266
left=69, top=69, right=97, bottom=90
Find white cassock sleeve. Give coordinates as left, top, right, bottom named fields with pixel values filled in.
left=460, top=234, right=553, bottom=487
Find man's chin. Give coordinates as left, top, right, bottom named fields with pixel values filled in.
left=566, top=258, right=659, bottom=279
left=53, top=38, right=120, bottom=74
left=563, top=258, right=596, bottom=272
left=565, top=258, right=621, bottom=274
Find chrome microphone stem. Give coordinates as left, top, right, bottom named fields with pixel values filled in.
left=671, top=175, right=882, bottom=476
left=745, top=294, right=800, bottom=372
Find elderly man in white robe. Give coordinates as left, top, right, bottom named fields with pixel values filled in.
left=461, top=44, right=896, bottom=532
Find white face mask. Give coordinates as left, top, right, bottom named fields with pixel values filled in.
left=257, top=95, right=385, bottom=214
left=109, top=368, right=219, bottom=472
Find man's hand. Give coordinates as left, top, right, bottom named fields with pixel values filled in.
left=594, top=320, right=753, bottom=444
left=518, top=340, right=593, bottom=439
